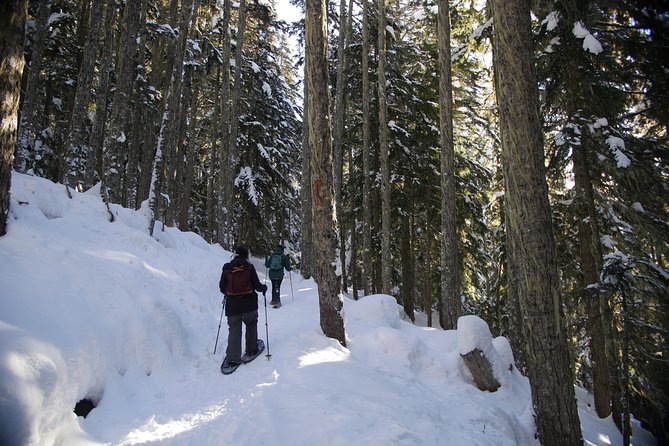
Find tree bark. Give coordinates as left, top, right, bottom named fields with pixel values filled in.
left=306, top=0, right=346, bottom=346
left=223, top=0, right=248, bottom=244
left=377, top=0, right=392, bottom=294
left=207, top=59, right=222, bottom=243
left=424, top=215, right=433, bottom=327
left=609, top=319, right=624, bottom=432
left=491, top=0, right=582, bottom=444
left=149, top=0, right=198, bottom=235
left=461, top=348, right=501, bottom=392
left=177, top=65, right=197, bottom=230
left=63, top=0, right=106, bottom=192
left=167, top=0, right=200, bottom=226
left=15, top=0, right=50, bottom=174
left=348, top=143, right=358, bottom=300
left=361, top=0, right=372, bottom=296
left=574, top=139, right=611, bottom=418
left=438, top=0, right=459, bottom=329
left=558, top=0, right=612, bottom=419
left=401, top=214, right=415, bottom=321
left=0, top=0, right=27, bottom=237
left=88, top=0, right=116, bottom=189
left=218, top=0, right=232, bottom=247
left=333, top=0, right=350, bottom=291
left=102, top=0, right=141, bottom=205
left=300, top=70, right=314, bottom=279
left=621, top=291, right=631, bottom=446
left=128, top=0, right=150, bottom=210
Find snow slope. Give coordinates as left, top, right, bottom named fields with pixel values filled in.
left=0, top=172, right=656, bottom=446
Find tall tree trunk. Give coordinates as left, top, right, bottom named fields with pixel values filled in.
left=177, top=65, right=197, bottom=230
left=56, top=0, right=92, bottom=184
left=348, top=143, right=358, bottom=300
left=361, top=0, right=372, bottom=296
left=491, top=0, right=582, bottom=444
left=437, top=0, right=459, bottom=329
left=15, top=0, right=50, bottom=174
left=63, top=0, right=106, bottom=192
left=333, top=0, right=350, bottom=292
left=424, top=215, right=433, bottom=327
left=166, top=1, right=200, bottom=226
left=401, top=214, right=415, bottom=321
left=207, top=61, right=221, bottom=242
left=306, top=0, right=346, bottom=346
left=552, top=0, right=612, bottom=418
left=555, top=0, right=613, bottom=420
left=88, top=0, right=116, bottom=188
left=128, top=0, right=150, bottom=210
left=495, top=187, right=528, bottom=370
left=0, top=0, right=27, bottom=237
left=218, top=0, right=232, bottom=247
left=102, top=0, right=141, bottom=205
left=224, top=0, right=248, bottom=244
left=574, top=139, right=611, bottom=418
left=620, top=290, right=631, bottom=446
left=300, top=64, right=314, bottom=279
left=609, top=316, right=624, bottom=431
left=377, top=0, right=391, bottom=294
left=148, top=0, right=198, bottom=235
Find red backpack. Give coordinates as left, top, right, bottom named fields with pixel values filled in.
left=225, top=265, right=253, bottom=296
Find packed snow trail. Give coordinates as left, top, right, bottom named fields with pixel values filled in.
left=0, top=173, right=656, bottom=446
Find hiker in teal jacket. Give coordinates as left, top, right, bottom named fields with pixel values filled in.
left=265, top=245, right=292, bottom=308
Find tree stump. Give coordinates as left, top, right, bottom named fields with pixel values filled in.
left=461, top=348, right=500, bottom=392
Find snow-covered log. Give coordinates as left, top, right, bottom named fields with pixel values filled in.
left=457, top=315, right=501, bottom=392
left=460, top=348, right=500, bottom=392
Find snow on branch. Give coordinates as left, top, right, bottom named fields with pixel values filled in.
left=573, top=22, right=603, bottom=55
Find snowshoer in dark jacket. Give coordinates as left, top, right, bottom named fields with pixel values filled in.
left=219, top=245, right=267, bottom=368
left=264, top=245, right=292, bottom=308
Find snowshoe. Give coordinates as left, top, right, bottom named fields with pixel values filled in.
left=220, top=361, right=241, bottom=375
left=241, top=339, right=265, bottom=364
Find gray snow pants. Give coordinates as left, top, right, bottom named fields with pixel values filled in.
left=225, top=310, right=258, bottom=363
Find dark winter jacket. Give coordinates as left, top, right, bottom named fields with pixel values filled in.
left=265, top=247, right=292, bottom=281
left=219, top=255, right=267, bottom=316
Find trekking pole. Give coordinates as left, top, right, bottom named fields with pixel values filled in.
left=263, top=291, right=272, bottom=360
left=213, top=296, right=226, bottom=355
left=289, top=271, right=295, bottom=301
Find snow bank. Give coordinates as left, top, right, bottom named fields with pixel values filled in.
left=0, top=172, right=656, bottom=446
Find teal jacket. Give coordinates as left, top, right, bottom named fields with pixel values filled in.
left=265, top=247, right=292, bottom=280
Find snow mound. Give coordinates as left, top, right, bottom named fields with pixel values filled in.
left=0, top=172, right=656, bottom=446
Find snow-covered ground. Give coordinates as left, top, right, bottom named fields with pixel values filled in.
left=0, top=172, right=657, bottom=446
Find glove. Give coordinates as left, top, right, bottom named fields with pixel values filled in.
left=262, top=284, right=268, bottom=293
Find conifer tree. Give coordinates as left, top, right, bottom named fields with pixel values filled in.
left=438, top=0, right=459, bottom=329
left=0, top=0, right=27, bottom=236
left=491, top=0, right=582, bottom=444
left=306, top=0, right=346, bottom=345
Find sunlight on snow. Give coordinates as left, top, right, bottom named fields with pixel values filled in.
left=85, top=249, right=174, bottom=279
left=256, top=369, right=280, bottom=387
left=116, top=403, right=228, bottom=445
left=298, top=347, right=349, bottom=368
left=598, top=433, right=613, bottom=445
left=84, top=249, right=139, bottom=264
left=140, top=261, right=174, bottom=279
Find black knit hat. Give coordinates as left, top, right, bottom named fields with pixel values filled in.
left=235, top=245, right=249, bottom=258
